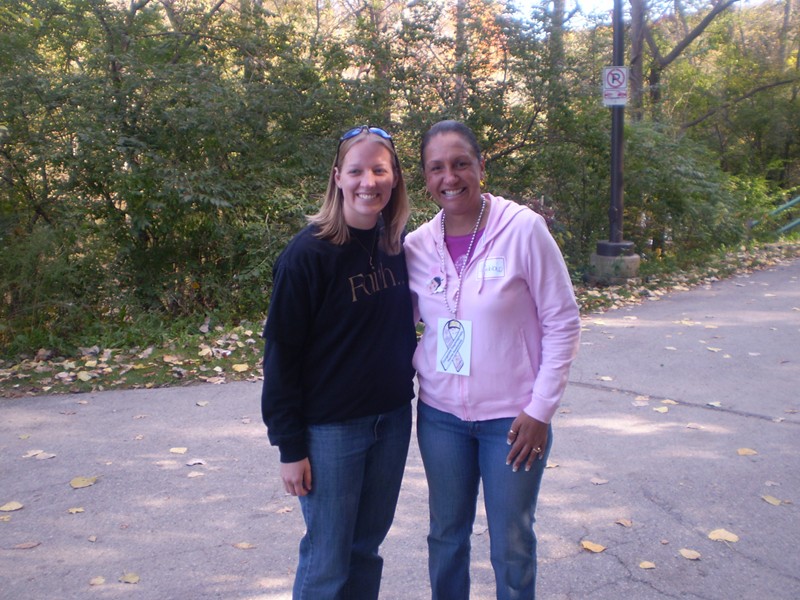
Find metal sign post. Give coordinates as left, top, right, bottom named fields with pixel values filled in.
left=590, top=0, right=640, bottom=283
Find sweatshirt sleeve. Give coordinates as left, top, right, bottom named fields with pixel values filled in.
left=523, top=215, right=582, bottom=423
left=260, top=258, right=313, bottom=463
left=261, top=337, right=308, bottom=463
left=404, top=230, right=422, bottom=325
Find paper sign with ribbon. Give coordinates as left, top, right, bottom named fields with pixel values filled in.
left=437, top=318, right=472, bottom=376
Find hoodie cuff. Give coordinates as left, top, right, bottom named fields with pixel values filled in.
left=523, top=396, right=558, bottom=424
left=278, top=438, right=308, bottom=464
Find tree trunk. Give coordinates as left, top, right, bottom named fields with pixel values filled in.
left=547, top=0, right=567, bottom=130
left=643, top=0, right=741, bottom=118
left=779, top=0, right=793, bottom=69
left=454, top=0, right=468, bottom=115
left=629, top=0, right=645, bottom=121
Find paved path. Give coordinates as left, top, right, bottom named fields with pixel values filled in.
left=1, top=258, right=799, bottom=599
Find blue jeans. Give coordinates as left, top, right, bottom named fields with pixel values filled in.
left=293, top=403, right=412, bottom=600
left=417, top=402, right=552, bottom=600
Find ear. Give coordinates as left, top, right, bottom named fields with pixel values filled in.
left=334, top=166, right=342, bottom=189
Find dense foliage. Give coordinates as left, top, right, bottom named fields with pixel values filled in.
left=1, top=0, right=798, bottom=357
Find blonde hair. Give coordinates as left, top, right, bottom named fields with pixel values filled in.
left=308, top=130, right=409, bottom=255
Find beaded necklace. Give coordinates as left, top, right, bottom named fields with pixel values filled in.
left=440, top=197, right=486, bottom=317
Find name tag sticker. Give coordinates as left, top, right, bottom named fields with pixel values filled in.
left=480, top=257, right=505, bottom=279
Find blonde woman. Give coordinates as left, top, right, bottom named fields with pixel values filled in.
left=261, top=126, right=416, bottom=599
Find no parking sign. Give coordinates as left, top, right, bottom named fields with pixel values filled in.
left=602, top=66, right=628, bottom=106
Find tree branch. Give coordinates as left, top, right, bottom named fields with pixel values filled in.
left=681, top=77, right=800, bottom=130
left=170, top=0, right=228, bottom=64
left=657, top=0, right=740, bottom=69
left=486, top=112, right=542, bottom=164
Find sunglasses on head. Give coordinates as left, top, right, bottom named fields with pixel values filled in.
left=335, top=126, right=398, bottom=168
left=340, top=125, right=393, bottom=143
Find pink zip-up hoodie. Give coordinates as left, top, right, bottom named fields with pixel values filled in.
left=405, top=194, right=581, bottom=424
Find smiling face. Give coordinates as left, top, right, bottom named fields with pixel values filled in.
left=422, top=131, right=486, bottom=219
left=335, top=137, right=398, bottom=229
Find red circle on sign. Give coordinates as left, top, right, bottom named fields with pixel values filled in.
left=606, top=68, right=626, bottom=88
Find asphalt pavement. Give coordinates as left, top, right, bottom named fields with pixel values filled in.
left=1, top=257, right=799, bottom=600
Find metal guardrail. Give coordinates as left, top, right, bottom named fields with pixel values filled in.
left=750, top=195, right=800, bottom=234
left=777, top=217, right=800, bottom=234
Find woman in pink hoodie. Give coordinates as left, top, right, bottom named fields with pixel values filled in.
left=405, top=120, right=581, bottom=600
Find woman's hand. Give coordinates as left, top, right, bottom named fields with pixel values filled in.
left=506, top=413, right=548, bottom=472
left=280, top=458, right=312, bottom=496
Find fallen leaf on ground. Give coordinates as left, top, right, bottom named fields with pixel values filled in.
left=35, top=452, right=56, bottom=460
left=639, top=561, right=656, bottom=569
left=597, top=375, right=613, bottom=381
left=686, top=423, right=704, bottom=429
left=68, top=507, right=84, bottom=514
left=277, top=506, right=293, bottom=514
left=170, top=447, right=188, bottom=454
left=119, top=572, right=140, bottom=584
left=187, top=471, right=204, bottom=478
left=737, top=448, right=757, bottom=456
left=590, top=477, right=609, bottom=485
left=707, top=401, right=722, bottom=407
left=196, top=401, right=209, bottom=407
left=22, top=449, right=44, bottom=458
left=679, top=548, right=701, bottom=560
left=232, top=363, right=249, bottom=372
left=0, top=501, right=24, bottom=512
left=70, top=476, right=98, bottom=489
left=675, top=319, right=700, bottom=326
left=653, top=406, right=668, bottom=413
left=762, top=495, right=782, bottom=506
left=580, top=540, right=606, bottom=553
left=662, top=399, right=678, bottom=405
left=89, top=576, right=105, bottom=586
left=708, top=528, right=739, bottom=542
left=233, top=542, right=256, bottom=550
left=615, top=519, right=633, bottom=528
left=13, top=541, right=40, bottom=549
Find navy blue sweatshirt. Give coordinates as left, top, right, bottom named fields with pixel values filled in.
left=261, top=224, right=417, bottom=462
